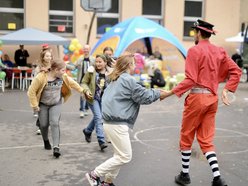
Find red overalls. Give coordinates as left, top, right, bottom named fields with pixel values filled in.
left=172, top=40, right=241, bottom=153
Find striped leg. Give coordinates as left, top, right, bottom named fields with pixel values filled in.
left=205, top=151, right=220, bottom=180
left=181, top=150, right=191, bottom=174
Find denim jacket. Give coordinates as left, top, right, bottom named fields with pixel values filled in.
left=82, top=66, right=108, bottom=104
left=102, top=72, right=160, bottom=128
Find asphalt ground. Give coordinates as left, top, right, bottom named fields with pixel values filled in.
left=0, top=83, right=248, bottom=186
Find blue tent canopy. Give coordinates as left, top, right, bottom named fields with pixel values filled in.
left=0, top=27, right=70, bottom=45
left=91, top=16, right=187, bottom=57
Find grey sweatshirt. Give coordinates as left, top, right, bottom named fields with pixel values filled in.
left=102, top=72, right=160, bottom=129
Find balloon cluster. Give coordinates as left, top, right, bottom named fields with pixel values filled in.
left=63, top=39, right=84, bottom=79
left=63, top=38, right=84, bottom=63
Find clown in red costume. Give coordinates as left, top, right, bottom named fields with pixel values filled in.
left=161, top=19, right=241, bottom=186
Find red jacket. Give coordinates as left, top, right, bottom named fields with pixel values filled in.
left=173, top=40, right=242, bottom=97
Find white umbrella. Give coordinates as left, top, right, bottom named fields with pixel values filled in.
left=225, top=32, right=244, bottom=42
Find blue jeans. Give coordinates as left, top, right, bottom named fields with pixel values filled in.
left=85, top=99, right=105, bottom=144
left=80, top=96, right=89, bottom=111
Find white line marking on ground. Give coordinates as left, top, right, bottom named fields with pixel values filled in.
left=134, top=126, right=248, bottom=154
left=0, top=140, right=142, bottom=151
left=0, top=142, right=97, bottom=150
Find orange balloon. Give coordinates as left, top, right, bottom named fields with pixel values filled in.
left=74, top=50, right=80, bottom=56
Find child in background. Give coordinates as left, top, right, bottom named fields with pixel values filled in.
left=33, top=47, right=53, bottom=135
left=103, top=47, right=116, bottom=76
left=85, top=53, right=167, bottom=186
left=82, top=54, right=109, bottom=151
left=27, top=59, right=85, bottom=158
left=34, top=46, right=53, bottom=76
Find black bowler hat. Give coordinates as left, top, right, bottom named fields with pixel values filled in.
left=192, top=19, right=217, bottom=35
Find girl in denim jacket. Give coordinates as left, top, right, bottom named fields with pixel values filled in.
left=82, top=54, right=109, bottom=151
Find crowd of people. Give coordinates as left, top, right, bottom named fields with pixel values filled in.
left=0, top=45, right=30, bottom=88
left=0, top=20, right=243, bottom=186
left=82, top=19, right=241, bottom=186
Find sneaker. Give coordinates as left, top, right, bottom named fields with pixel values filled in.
left=53, top=147, right=61, bottom=158
left=83, top=129, right=92, bottom=143
left=80, top=111, right=85, bottom=118
left=85, top=171, right=101, bottom=186
left=101, top=181, right=115, bottom=186
left=33, top=112, right=38, bottom=118
left=43, top=140, right=51, bottom=150
left=212, top=177, right=227, bottom=186
left=175, top=171, right=191, bottom=185
left=85, top=110, right=89, bottom=116
left=36, top=129, right=41, bottom=135
left=99, top=142, right=108, bottom=151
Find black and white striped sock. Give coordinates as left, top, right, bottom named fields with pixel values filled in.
left=181, top=150, right=191, bottom=174
left=205, top=151, right=220, bottom=180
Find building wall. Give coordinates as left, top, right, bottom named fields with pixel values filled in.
left=204, top=0, right=241, bottom=53
left=25, top=0, right=49, bottom=30
left=164, top=0, right=184, bottom=43
left=121, top=0, right=142, bottom=20
left=1, top=0, right=248, bottom=65
left=74, top=0, right=94, bottom=46
left=240, top=0, right=248, bottom=25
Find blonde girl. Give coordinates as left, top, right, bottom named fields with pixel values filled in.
left=33, top=48, right=53, bottom=134
left=85, top=53, right=166, bottom=186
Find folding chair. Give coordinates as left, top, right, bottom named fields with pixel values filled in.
left=11, top=68, right=22, bottom=89
left=22, top=68, right=34, bottom=91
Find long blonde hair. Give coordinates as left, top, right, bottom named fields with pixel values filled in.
left=108, top=53, right=134, bottom=81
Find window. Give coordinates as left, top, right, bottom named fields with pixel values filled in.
left=183, top=0, right=204, bottom=38
left=142, top=0, right=163, bottom=25
left=96, top=0, right=119, bottom=35
left=0, top=0, right=24, bottom=32
left=49, top=0, right=73, bottom=35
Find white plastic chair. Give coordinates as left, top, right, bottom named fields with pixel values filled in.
left=22, top=68, right=34, bottom=91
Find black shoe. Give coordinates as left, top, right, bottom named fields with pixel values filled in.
left=44, top=140, right=51, bottom=150
left=53, top=147, right=61, bottom=158
left=83, top=129, right=91, bottom=143
left=175, top=171, right=191, bottom=185
left=212, top=177, right=227, bottom=186
left=99, top=142, right=108, bottom=151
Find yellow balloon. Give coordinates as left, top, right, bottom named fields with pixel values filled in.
left=69, top=44, right=76, bottom=51
left=76, top=43, right=82, bottom=50
left=71, top=38, right=79, bottom=45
